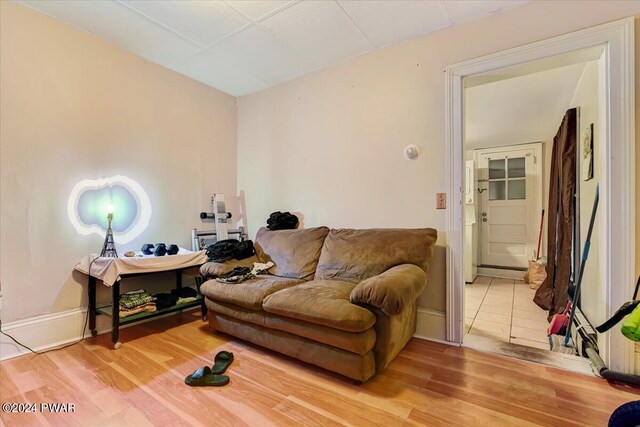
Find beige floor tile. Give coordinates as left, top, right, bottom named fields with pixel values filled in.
left=513, top=293, right=536, bottom=302
left=471, top=319, right=511, bottom=336
left=466, top=287, right=489, bottom=298
left=491, top=278, right=515, bottom=285
left=479, top=305, right=513, bottom=316
left=510, top=337, right=549, bottom=350
left=489, top=281, right=515, bottom=289
left=473, top=275, right=493, bottom=285
left=514, top=286, right=536, bottom=295
left=511, top=316, right=549, bottom=331
left=466, top=281, right=490, bottom=289
left=512, top=308, right=548, bottom=321
left=513, top=299, right=541, bottom=313
left=486, top=288, right=514, bottom=295
left=511, top=325, right=549, bottom=343
left=465, top=318, right=475, bottom=331
left=465, top=308, right=478, bottom=319
left=482, top=294, right=513, bottom=306
left=475, top=311, right=511, bottom=325
left=468, top=327, right=509, bottom=342
left=466, top=296, right=483, bottom=311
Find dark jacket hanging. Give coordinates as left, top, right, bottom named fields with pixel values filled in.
left=534, top=108, right=577, bottom=316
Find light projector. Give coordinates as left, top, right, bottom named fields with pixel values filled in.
left=67, top=175, right=151, bottom=244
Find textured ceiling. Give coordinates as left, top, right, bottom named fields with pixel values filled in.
left=19, top=0, right=526, bottom=96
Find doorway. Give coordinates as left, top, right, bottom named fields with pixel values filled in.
left=476, top=144, right=542, bottom=270
left=446, top=18, right=635, bottom=373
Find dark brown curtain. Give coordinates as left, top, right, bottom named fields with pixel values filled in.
left=534, top=108, right=577, bottom=316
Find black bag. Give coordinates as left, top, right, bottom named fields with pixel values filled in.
left=266, top=211, right=299, bottom=230
left=205, top=239, right=255, bottom=263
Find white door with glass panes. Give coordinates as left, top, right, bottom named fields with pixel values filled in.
left=477, top=144, right=542, bottom=269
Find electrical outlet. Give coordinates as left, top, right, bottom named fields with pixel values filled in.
left=436, top=193, right=447, bottom=209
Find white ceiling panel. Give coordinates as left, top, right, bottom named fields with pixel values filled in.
left=338, top=1, right=450, bottom=48
left=444, top=0, right=525, bottom=23
left=210, top=25, right=314, bottom=85
left=18, top=0, right=530, bottom=96
left=225, top=0, right=294, bottom=21
left=19, top=0, right=199, bottom=66
left=257, top=1, right=373, bottom=68
left=121, top=1, right=250, bottom=46
left=175, top=49, right=266, bottom=96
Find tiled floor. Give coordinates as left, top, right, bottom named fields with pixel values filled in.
left=465, top=275, right=550, bottom=350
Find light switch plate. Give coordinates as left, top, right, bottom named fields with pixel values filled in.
left=436, top=193, right=446, bottom=209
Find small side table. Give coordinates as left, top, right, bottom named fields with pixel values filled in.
left=76, top=250, right=207, bottom=349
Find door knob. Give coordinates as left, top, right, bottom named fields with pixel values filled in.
left=482, top=218, right=488, bottom=222
left=482, top=212, right=487, bottom=217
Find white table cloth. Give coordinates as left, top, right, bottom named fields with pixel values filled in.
left=75, top=248, right=207, bottom=286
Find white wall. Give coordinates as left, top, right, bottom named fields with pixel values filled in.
left=0, top=3, right=238, bottom=326
left=569, top=60, right=603, bottom=329
left=238, top=2, right=640, bottom=321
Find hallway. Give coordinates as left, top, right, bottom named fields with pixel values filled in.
left=465, top=276, right=550, bottom=349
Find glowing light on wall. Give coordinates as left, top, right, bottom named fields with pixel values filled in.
left=67, top=175, right=151, bottom=244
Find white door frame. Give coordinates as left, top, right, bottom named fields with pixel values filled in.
left=445, top=18, right=635, bottom=372
left=475, top=143, right=543, bottom=268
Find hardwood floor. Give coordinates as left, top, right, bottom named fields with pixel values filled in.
left=1, top=311, right=638, bottom=426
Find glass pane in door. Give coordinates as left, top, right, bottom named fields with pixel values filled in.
left=489, top=181, right=506, bottom=200
left=508, top=179, right=526, bottom=199
left=489, top=159, right=506, bottom=179
left=508, top=157, right=526, bottom=178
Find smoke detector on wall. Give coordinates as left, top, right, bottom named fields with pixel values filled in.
left=403, top=145, right=420, bottom=160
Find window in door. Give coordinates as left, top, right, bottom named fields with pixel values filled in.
left=488, top=156, right=526, bottom=201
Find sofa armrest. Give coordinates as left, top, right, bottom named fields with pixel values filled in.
left=200, top=255, right=260, bottom=279
left=350, top=264, right=427, bottom=316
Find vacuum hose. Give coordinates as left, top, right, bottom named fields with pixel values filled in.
left=585, top=344, right=640, bottom=386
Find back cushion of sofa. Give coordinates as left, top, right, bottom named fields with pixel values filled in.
left=315, top=228, right=438, bottom=282
left=255, top=226, right=330, bottom=279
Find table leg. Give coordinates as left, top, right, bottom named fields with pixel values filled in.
left=112, top=281, right=121, bottom=349
left=176, top=269, right=182, bottom=289
left=88, top=275, right=97, bottom=337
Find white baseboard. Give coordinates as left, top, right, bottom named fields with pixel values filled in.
left=0, top=306, right=199, bottom=361
left=3, top=305, right=443, bottom=361
left=414, top=308, right=446, bottom=341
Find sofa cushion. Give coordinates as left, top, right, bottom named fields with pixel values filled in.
left=315, top=228, right=438, bottom=282
left=262, top=280, right=376, bottom=332
left=254, top=226, right=329, bottom=279
left=200, top=275, right=303, bottom=310
left=199, top=255, right=260, bottom=279
left=205, top=299, right=377, bottom=355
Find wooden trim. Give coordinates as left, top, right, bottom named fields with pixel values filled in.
left=445, top=18, right=635, bottom=373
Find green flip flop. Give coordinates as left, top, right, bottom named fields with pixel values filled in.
left=185, top=366, right=229, bottom=387
left=212, top=351, right=234, bottom=375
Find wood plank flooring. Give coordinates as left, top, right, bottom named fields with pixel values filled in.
left=1, top=311, right=638, bottom=426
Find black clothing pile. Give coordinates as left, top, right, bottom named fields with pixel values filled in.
left=153, top=293, right=179, bottom=310
left=171, top=287, right=198, bottom=299
left=206, top=239, right=255, bottom=263
left=216, top=266, right=253, bottom=283
left=266, top=211, right=299, bottom=230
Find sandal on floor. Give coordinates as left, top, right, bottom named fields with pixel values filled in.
left=212, top=351, right=234, bottom=375
left=185, top=366, right=229, bottom=387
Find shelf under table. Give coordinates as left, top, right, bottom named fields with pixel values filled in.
left=96, top=296, right=203, bottom=325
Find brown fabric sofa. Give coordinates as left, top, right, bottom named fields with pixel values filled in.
left=199, top=226, right=438, bottom=382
